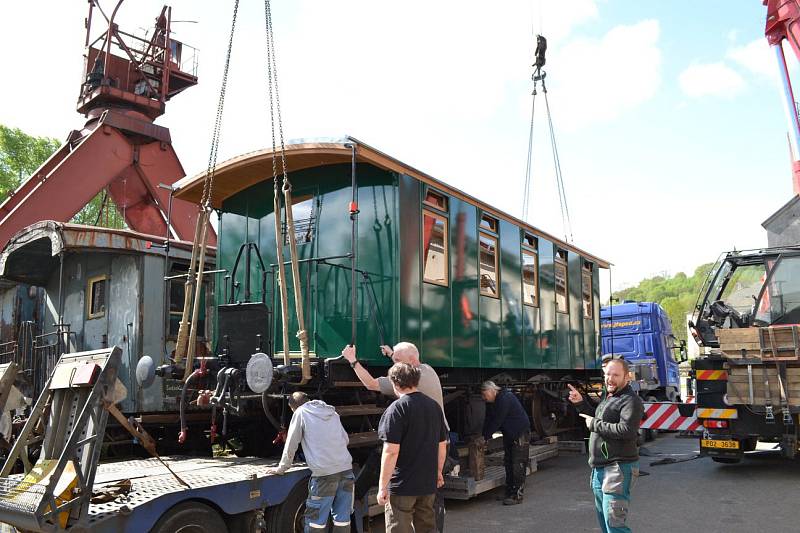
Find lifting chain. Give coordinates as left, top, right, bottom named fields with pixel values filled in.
left=264, top=0, right=311, bottom=383
left=175, top=0, right=240, bottom=378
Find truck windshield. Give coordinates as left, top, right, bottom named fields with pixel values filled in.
left=754, top=255, right=800, bottom=325
left=719, top=263, right=767, bottom=315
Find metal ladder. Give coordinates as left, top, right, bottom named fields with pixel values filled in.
left=0, top=347, right=121, bottom=532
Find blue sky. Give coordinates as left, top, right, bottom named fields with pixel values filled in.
left=0, top=1, right=794, bottom=299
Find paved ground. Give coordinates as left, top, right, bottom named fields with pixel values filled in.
left=370, top=434, right=800, bottom=532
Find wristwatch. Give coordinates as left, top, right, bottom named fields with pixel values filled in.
left=350, top=359, right=360, bottom=369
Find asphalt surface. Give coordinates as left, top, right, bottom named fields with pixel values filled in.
left=371, top=434, right=800, bottom=532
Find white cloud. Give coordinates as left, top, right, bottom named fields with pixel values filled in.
left=544, top=20, right=662, bottom=131
left=678, top=62, right=745, bottom=98
left=727, top=38, right=775, bottom=78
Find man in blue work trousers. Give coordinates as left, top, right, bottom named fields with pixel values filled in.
left=266, top=392, right=354, bottom=532
left=568, top=355, right=644, bottom=533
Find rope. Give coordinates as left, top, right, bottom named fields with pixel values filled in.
left=264, top=0, right=310, bottom=382
left=522, top=83, right=537, bottom=222
left=175, top=0, right=239, bottom=375
left=543, top=88, right=573, bottom=243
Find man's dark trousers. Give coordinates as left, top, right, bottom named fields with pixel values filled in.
left=503, top=430, right=530, bottom=499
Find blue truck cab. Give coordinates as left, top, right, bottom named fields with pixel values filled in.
left=600, top=301, right=682, bottom=402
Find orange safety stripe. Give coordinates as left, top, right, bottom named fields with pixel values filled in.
left=695, top=408, right=738, bottom=419
left=696, top=370, right=728, bottom=381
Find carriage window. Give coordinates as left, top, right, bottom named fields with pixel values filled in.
left=479, top=233, right=499, bottom=297
left=423, top=210, right=448, bottom=285
left=522, top=249, right=538, bottom=307
left=582, top=262, right=593, bottom=319
left=87, top=275, right=107, bottom=319
left=480, top=214, right=498, bottom=232
left=424, top=189, right=448, bottom=212
left=555, top=252, right=568, bottom=314
left=523, top=233, right=538, bottom=248
left=283, top=194, right=315, bottom=245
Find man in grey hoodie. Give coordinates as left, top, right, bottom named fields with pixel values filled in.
left=266, top=392, right=354, bottom=532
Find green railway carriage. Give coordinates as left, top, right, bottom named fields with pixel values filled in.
left=173, top=137, right=608, bottom=437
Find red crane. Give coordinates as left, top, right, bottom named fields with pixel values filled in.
left=0, top=1, right=215, bottom=247
left=765, top=0, right=800, bottom=195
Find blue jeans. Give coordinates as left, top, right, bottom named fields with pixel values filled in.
left=590, top=461, right=639, bottom=533
left=305, top=470, right=355, bottom=532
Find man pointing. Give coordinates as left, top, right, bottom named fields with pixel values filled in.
left=568, top=355, right=643, bottom=533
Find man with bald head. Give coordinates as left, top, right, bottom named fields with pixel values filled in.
left=342, top=342, right=449, bottom=531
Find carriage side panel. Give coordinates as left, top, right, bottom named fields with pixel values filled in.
left=450, top=199, right=479, bottom=368
left=499, top=220, right=523, bottom=369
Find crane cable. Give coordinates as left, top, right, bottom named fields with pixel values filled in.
left=175, top=0, right=240, bottom=379
left=521, top=34, right=574, bottom=243
left=264, top=0, right=311, bottom=383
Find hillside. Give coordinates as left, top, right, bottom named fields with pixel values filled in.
left=612, top=262, right=715, bottom=342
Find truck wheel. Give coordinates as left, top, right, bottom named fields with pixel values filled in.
left=265, top=477, right=308, bottom=533
left=711, top=456, right=741, bottom=464
left=151, top=501, right=228, bottom=533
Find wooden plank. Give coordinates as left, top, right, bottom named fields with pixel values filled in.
left=718, top=328, right=760, bottom=342
left=729, top=367, right=800, bottom=376
left=347, top=431, right=379, bottom=447
left=335, top=404, right=385, bottom=417
left=727, top=396, right=800, bottom=407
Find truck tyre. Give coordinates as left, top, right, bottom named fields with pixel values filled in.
left=150, top=501, right=228, bottom=533
left=265, top=477, right=308, bottom=533
left=711, top=456, right=741, bottom=464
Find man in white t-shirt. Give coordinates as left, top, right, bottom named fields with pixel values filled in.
left=341, top=342, right=449, bottom=531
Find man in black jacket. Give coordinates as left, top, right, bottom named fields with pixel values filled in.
left=481, top=381, right=530, bottom=505
left=568, top=356, right=644, bottom=533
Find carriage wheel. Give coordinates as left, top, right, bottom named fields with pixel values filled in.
left=532, top=390, right=559, bottom=437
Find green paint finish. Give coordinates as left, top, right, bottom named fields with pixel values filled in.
left=537, top=239, right=557, bottom=369
left=219, top=163, right=396, bottom=362
left=568, top=251, right=585, bottom=369
left=215, top=161, right=601, bottom=372
left=450, top=199, right=479, bottom=368
left=398, top=175, right=421, bottom=348
left=499, top=220, right=523, bottom=369
left=583, top=265, right=601, bottom=369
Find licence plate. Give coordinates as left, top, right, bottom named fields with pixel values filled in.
left=701, top=439, right=740, bottom=450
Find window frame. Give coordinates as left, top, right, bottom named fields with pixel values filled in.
left=422, top=208, right=450, bottom=287
left=86, top=274, right=108, bottom=320
left=480, top=213, right=498, bottom=232
left=522, top=247, right=539, bottom=307
left=582, top=261, right=594, bottom=320
left=423, top=187, right=448, bottom=212
left=282, top=193, right=316, bottom=246
left=479, top=231, right=500, bottom=298
left=555, top=250, right=569, bottom=315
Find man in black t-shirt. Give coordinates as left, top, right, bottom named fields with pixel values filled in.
left=377, top=362, right=447, bottom=533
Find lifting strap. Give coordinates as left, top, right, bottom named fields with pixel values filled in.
left=175, top=0, right=240, bottom=379
left=264, top=0, right=311, bottom=383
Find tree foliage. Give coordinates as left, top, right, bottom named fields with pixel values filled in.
left=0, top=124, right=124, bottom=229
left=612, top=263, right=715, bottom=341
left=0, top=125, right=60, bottom=199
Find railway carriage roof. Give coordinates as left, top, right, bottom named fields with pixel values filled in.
left=173, top=137, right=609, bottom=268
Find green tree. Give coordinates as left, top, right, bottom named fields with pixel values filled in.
left=0, top=124, right=124, bottom=229
left=612, top=262, right=715, bottom=342
left=0, top=125, right=60, bottom=199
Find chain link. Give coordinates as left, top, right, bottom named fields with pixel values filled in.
left=264, top=0, right=289, bottom=191
left=201, top=0, right=241, bottom=210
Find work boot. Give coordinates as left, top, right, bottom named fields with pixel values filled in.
left=502, top=496, right=522, bottom=505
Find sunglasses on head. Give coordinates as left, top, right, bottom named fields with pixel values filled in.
left=601, top=353, right=625, bottom=363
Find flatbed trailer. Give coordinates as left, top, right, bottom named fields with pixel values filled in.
left=55, top=457, right=308, bottom=532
